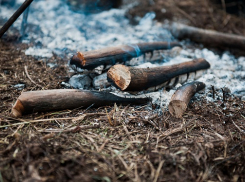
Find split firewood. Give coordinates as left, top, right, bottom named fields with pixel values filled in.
left=11, top=89, right=151, bottom=118
left=107, top=58, right=210, bottom=92
left=70, top=41, right=181, bottom=70
left=166, top=22, right=245, bottom=50
left=168, top=81, right=205, bottom=118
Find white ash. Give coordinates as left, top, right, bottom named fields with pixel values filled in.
left=46, top=62, right=57, bottom=69
left=25, top=47, right=53, bottom=58
left=60, top=81, right=71, bottom=88
left=69, top=74, right=92, bottom=89
left=93, top=73, right=110, bottom=90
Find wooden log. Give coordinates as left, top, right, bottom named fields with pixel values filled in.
left=70, top=42, right=181, bottom=70
left=107, top=58, right=210, bottom=91
left=168, top=81, right=205, bottom=118
left=167, top=22, right=245, bottom=50
left=11, top=89, right=150, bottom=118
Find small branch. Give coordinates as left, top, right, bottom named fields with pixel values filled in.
left=97, top=139, right=109, bottom=153
left=0, top=117, right=75, bottom=128
left=38, top=124, right=100, bottom=133
left=24, top=66, right=43, bottom=88
left=168, top=81, right=205, bottom=118
left=107, top=59, right=210, bottom=91
left=153, top=160, right=165, bottom=182
left=232, top=120, right=245, bottom=134
left=70, top=42, right=181, bottom=70
left=0, top=0, right=34, bottom=38
left=72, top=113, right=106, bottom=122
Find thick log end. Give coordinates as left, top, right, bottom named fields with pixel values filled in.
left=107, top=65, right=131, bottom=90
left=168, top=100, right=187, bottom=118
left=11, top=99, right=25, bottom=118
left=70, top=52, right=85, bottom=68
left=168, top=81, right=205, bottom=118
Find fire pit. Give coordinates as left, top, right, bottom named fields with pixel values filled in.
left=1, top=0, right=245, bottom=112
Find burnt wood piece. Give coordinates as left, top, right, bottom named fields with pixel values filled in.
left=168, top=81, right=205, bottom=118
left=70, top=42, right=181, bottom=70
left=11, top=89, right=150, bottom=118
left=107, top=58, right=210, bottom=91
left=167, top=22, right=245, bottom=50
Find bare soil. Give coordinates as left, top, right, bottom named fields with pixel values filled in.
left=1, top=0, right=245, bottom=181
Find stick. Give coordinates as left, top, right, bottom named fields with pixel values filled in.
left=107, top=58, right=210, bottom=91
left=0, top=0, right=33, bottom=38
left=11, top=89, right=151, bottom=118
left=166, top=22, right=245, bottom=50
left=70, top=42, right=181, bottom=70
left=168, top=81, right=205, bottom=118
left=24, top=66, right=43, bottom=88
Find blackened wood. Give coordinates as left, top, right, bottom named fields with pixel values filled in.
left=107, top=58, right=210, bottom=91
left=0, top=0, right=33, bottom=38
left=168, top=81, right=205, bottom=118
left=167, top=22, right=245, bottom=50
left=11, top=89, right=150, bottom=118
left=70, top=42, right=181, bottom=70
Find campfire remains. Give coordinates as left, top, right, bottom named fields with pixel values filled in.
left=2, top=1, right=245, bottom=181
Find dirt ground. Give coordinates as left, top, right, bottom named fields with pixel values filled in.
left=1, top=0, right=245, bottom=181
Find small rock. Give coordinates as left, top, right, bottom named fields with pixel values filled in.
left=69, top=74, right=92, bottom=89
left=14, top=84, right=25, bottom=90
left=60, top=82, right=71, bottom=88
left=93, top=73, right=110, bottom=89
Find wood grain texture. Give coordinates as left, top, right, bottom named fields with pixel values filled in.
left=70, top=42, right=181, bottom=70
left=107, top=58, right=210, bottom=91
left=167, top=22, right=245, bottom=50
left=168, top=81, right=205, bottom=118
left=11, top=89, right=151, bottom=117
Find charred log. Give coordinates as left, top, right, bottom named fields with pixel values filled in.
left=11, top=89, right=150, bottom=118
left=167, top=22, right=245, bottom=50
left=70, top=42, right=181, bottom=70
left=107, top=58, right=210, bottom=92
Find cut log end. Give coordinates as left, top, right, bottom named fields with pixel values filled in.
left=168, top=100, right=187, bottom=118
left=11, top=99, right=25, bottom=118
left=168, top=81, right=205, bottom=118
left=107, top=65, right=131, bottom=90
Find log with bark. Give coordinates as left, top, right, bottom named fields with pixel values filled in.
left=70, top=41, right=181, bottom=70
left=11, top=89, right=151, bottom=118
left=107, top=58, right=210, bottom=92
left=168, top=81, right=205, bottom=118
left=166, top=22, right=245, bottom=50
